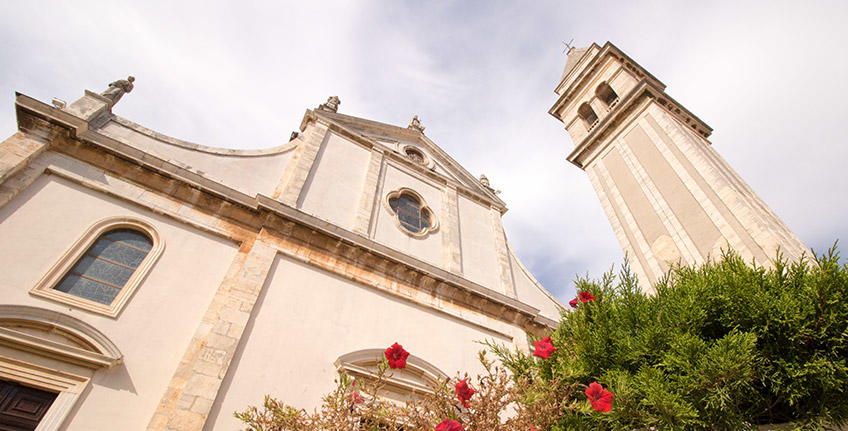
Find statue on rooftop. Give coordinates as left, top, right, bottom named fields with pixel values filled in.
left=100, top=76, right=135, bottom=105
left=318, top=96, right=340, bottom=113
left=408, top=115, right=425, bottom=132
left=479, top=174, right=502, bottom=195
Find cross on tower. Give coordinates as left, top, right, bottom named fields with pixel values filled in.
left=562, top=38, right=575, bottom=54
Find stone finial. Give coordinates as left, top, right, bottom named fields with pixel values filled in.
left=479, top=174, right=501, bottom=195
left=318, top=96, right=340, bottom=113
left=408, top=115, right=425, bottom=132
left=100, top=76, right=135, bottom=105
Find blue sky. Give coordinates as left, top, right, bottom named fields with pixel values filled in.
left=2, top=1, right=846, bottom=301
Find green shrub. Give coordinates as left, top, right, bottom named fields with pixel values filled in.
left=498, top=247, right=848, bottom=430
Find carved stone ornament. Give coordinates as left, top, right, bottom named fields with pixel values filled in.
left=318, top=95, right=340, bottom=113
left=408, top=115, right=425, bottom=132
left=479, top=174, right=501, bottom=195
left=100, top=76, right=135, bottom=105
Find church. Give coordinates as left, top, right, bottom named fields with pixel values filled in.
left=0, top=42, right=806, bottom=430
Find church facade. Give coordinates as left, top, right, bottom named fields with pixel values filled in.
left=0, top=41, right=805, bottom=430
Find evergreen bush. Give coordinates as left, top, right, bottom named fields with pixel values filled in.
left=497, top=247, right=848, bottom=430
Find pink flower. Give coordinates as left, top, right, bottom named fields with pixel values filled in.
left=455, top=379, right=475, bottom=408
left=585, top=382, right=614, bottom=412
left=384, top=342, right=410, bottom=369
left=349, top=392, right=364, bottom=404
left=569, top=298, right=579, bottom=308
left=578, top=291, right=595, bottom=303
left=435, top=419, right=464, bottom=431
left=533, top=336, right=557, bottom=359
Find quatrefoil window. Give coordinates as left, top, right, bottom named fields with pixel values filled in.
left=385, top=188, right=438, bottom=237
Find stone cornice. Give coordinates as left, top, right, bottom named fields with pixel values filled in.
left=13, top=93, right=556, bottom=331
left=565, top=80, right=713, bottom=169
left=548, top=41, right=666, bottom=121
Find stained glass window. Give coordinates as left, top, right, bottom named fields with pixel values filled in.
left=54, top=229, right=152, bottom=305
left=388, top=193, right=432, bottom=234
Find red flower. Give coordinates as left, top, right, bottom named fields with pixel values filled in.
left=569, top=297, right=579, bottom=308
left=384, top=342, right=410, bottom=369
left=435, top=419, right=464, bottom=431
left=578, top=291, right=595, bottom=303
left=455, top=379, right=475, bottom=408
left=533, top=336, right=557, bottom=359
left=585, top=382, right=614, bottom=412
left=349, top=391, right=364, bottom=404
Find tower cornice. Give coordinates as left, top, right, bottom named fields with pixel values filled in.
left=566, top=80, right=713, bottom=168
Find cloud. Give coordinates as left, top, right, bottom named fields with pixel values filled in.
left=1, top=0, right=845, bottom=302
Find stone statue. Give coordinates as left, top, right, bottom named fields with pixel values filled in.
left=101, top=76, right=135, bottom=105
left=479, top=174, right=501, bottom=194
left=318, top=96, right=340, bottom=113
left=408, top=115, right=425, bottom=132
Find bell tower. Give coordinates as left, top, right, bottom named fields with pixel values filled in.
left=550, top=42, right=808, bottom=289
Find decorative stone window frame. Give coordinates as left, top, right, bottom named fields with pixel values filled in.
left=0, top=305, right=122, bottom=431
left=334, top=349, right=448, bottom=396
left=400, top=144, right=435, bottom=169
left=383, top=187, right=439, bottom=238
left=29, top=216, right=164, bottom=318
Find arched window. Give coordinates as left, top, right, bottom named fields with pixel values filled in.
left=384, top=188, right=438, bottom=237
left=596, top=82, right=619, bottom=108
left=578, top=102, right=599, bottom=128
left=54, top=229, right=152, bottom=305
left=30, top=217, right=164, bottom=317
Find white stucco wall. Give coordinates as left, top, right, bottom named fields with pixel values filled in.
left=509, top=252, right=562, bottom=320
left=0, top=173, right=239, bottom=430
left=298, top=132, right=371, bottom=229
left=203, top=254, right=512, bottom=430
left=99, top=120, right=294, bottom=196
left=372, top=164, right=443, bottom=268
left=456, top=195, right=500, bottom=289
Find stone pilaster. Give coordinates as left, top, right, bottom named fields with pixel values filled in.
left=353, top=148, right=384, bottom=236
left=594, top=159, right=664, bottom=288
left=586, top=163, right=653, bottom=289
left=640, top=113, right=754, bottom=261
left=0, top=132, right=47, bottom=184
left=616, top=138, right=703, bottom=266
left=490, top=207, right=516, bottom=298
left=440, top=185, right=462, bottom=273
left=0, top=133, right=49, bottom=209
left=272, top=122, right=329, bottom=206
left=146, top=230, right=277, bottom=431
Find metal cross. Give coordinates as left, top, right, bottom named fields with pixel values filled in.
left=562, top=38, right=575, bottom=54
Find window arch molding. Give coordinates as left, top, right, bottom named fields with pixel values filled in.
left=382, top=187, right=439, bottom=238
left=334, top=348, right=448, bottom=395
left=595, top=81, right=619, bottom=108
left=29, top=216, right=164, bottom=318
left=578, top=102, right=599, bottom=129
left=0, top=305, right=122, bottom=430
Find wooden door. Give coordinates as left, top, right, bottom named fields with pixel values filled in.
left=0, top=379, right=57, bottom=431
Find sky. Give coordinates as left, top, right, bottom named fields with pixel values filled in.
left=1, top=1, right=846, bottom=302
